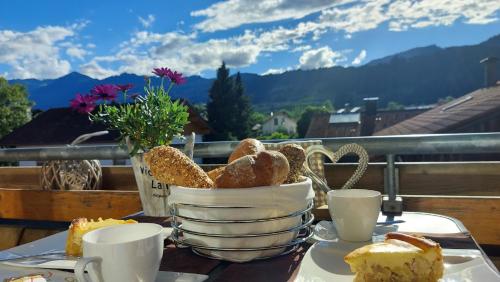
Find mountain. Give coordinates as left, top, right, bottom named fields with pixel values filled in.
left=8, top=34, right=500, bottom=110
left=367, top=45, right=442, bottom=66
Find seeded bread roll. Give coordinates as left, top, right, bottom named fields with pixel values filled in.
left=207, top=166, right=225, bottom=182
left=279, top=144, right=306, bottom=183
left=228, top=138, right=266, bottom=163
left=145, top=146, right=214, bottom=188
left=216, top=150, right=289, bottom=188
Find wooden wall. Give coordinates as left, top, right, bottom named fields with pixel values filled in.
left=0, top=163, right=499, bottom=250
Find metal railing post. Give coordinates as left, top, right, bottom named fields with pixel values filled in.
left=383, top=154, right=402, bottom=215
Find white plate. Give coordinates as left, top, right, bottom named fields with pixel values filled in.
left=295, top=241, right=500, bottom=282
left=0, top=263, right=208, bottom=282
left=0, top=228, right=174, bottom=270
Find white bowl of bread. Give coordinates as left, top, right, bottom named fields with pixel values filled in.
left=145, top=138, right=314, bottom=262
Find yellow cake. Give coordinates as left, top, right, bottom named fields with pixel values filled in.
left=344, top=232, right=444, bottom=282
left=65, top=217, right=137, bottom=256
left=4, top=274, right=46, bottom=282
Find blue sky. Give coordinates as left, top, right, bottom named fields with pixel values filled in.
left=0, top=0, right=499, bottom=80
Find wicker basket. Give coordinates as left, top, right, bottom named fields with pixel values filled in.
left=40, top=132, right=107, bottom=191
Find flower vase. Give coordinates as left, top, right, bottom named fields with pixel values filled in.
left=127, top=141, right=171, bottom=216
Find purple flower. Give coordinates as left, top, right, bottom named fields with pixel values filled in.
left=116, top=83, right=133, bottom=92
left=152, top=67, right=171, bottom=78
left=91, top=84, right=118, bottom=101
left=70, top=94, right=96, bottom=114
left=167, top=70, right=186, bottom=85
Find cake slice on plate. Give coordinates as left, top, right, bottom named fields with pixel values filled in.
left=65, top=217, right=137, bottom=256
left=344, top=232, right=444, bottom=282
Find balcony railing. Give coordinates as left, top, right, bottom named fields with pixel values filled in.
left=1, top=132, right=500, bottom=214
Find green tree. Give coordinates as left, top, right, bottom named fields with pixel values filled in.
left=206, top=63, right=252, bottom=141
left=0, top=78, right=33, bottom=138
left=296, top=106, right=330, bottom=138
left=437, top=96, right=454, bottom=105
left=232, top=72, right=252, bottom=139
left=257, top=131, right=290, bottom=140
left=385, top=101, right=405, bottom=110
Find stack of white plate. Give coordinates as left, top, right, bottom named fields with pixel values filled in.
left=169, top=178, right=315, bottom=262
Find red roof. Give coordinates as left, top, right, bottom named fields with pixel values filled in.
left=305, top=108, right=426, bottom=138
left=375, top=85, right=500, bottom=135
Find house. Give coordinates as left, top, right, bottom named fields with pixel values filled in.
left=373, top=57, right=500, bottom=161
left=305, top=99, right=431, bottom=138
left=375, top=57, right=500, bottom=136
left=0, top=102, right=211, bottom=166
left=262, top=112, right=297, bottom=135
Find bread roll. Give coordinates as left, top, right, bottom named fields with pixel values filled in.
left=144, top=146, right=214, bottom=188
left=207, top=166, right=225, bottom=182
left=216, top=150, right=289, bottom=188
left=228, top=138, right=265, bottom=163
left=279, top=144, right=306, bottom=183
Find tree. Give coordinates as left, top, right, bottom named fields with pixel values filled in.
left=232, top=72, right=252, bottom=139
left=437, top=96, right=454, bottom=105
left=385, top=101, right=405, bottom=110
left=0, top=78, right=33, bottom=138
left=296, top=106, right=330, bottom=138
left=206, top=63, right=252, bottom=141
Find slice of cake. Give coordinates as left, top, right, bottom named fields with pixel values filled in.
left=65, top=217, right=137, bottom=256
left=344, top=232, right=444, bottom=282
left=5, top=274, right=46, bottom=282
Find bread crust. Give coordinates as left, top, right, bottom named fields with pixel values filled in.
left=207, top=166, right=226, bottom=182
left=216, top=150, right=289, bottom=188
left=278, top=144, right=306, bottom=183
left=66, top=218, right=88, bottom=256
left=228, top=138, right=265, bottom=163
left=385, top=232, right=440, bottom=251
left=145, top=146, right=214, bottom=188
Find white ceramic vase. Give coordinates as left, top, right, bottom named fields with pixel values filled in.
left=127, top=139, right=171, bottom=217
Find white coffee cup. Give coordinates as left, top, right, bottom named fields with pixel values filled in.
left=74, top=223, right=168, bottom=282
left=327, top=189, right=381, bottom=242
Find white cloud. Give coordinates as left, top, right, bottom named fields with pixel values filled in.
left=192, top=0, right=500, bottom=38
left=191, top=0, right=345, bottom=32
left=138, top=14, right=155, bottom=28
left=0, top=25, right=78, bottom=79
left=299, top=46, right=345, bottom=70
left=318, top=0, right=500, bottom=33
left=78, top=24, right=328, bottom=78
left=352, top=49, right=367, bottom=65
left=262, top=67, right=293, bottom=75
left=291, top=45, right=312, bottom=52
left=66, top=46, right=87, bottom=60
left=60, top=42, right=89, bottom=60
left=79, top=30, right=262, bottom=78
left=79, top=60, right=117, bottom=79
left=22, top=0, right=496, bottom=80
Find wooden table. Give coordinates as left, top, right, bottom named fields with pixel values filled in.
left=0, top=212, right=497, bottom=282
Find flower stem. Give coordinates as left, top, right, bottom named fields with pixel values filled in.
left=166, top=81, right=174, bottom=94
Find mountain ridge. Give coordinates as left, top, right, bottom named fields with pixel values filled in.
left=8, top=34, right=500, bottom=111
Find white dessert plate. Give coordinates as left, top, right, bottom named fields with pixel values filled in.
left=295, top=241, right=500, bottom=282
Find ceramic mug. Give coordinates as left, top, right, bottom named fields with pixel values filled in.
left=74, top=223, right=168, bottom=282
left=327, top=189, right=381, bottom=242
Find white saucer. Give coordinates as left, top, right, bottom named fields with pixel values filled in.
left=295, top=241, right=500, bottom=282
